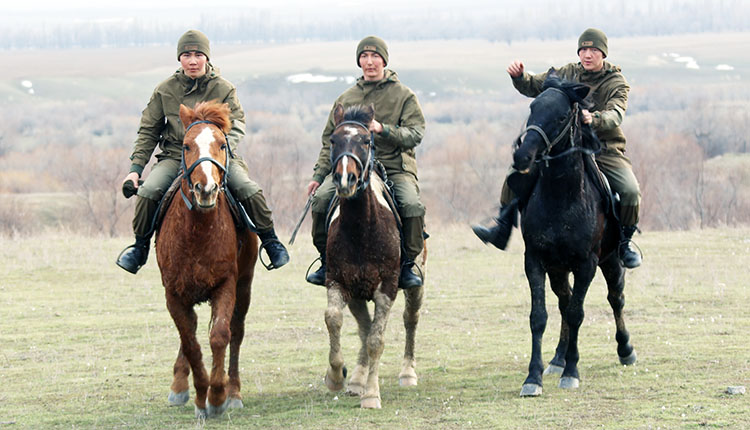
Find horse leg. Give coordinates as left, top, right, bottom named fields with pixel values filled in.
left=226, top=274, right=253, bottom=410
left=165, top=296, right=209, bottom=417
left=521, top=255, right=547, bottom=397
left=345, top=298, right=372, bottom=396
left=324, top=284, right=347, bottom=392
left=600, top=255, right=636, bottom=365
left=205, top=282, right=236, bottom=418
left=361, top=289, right=394, bottom=409
left=545, top=270, right=571, bottom=376
left=399, top=284, right=423, bottom=387
left=168, top=346, right=191, bottom=406
left=559, top=260, right=597, bottom=390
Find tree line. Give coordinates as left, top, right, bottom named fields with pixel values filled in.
left=1, top=74, right=749, bottom=237
left=3, top=0, right=750, bottom=50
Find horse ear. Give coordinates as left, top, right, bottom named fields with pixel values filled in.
left=571, top=83, right=591, bottom=103
left=363, top=103, right=375, bottom=124
left=333, top=103, right=345, bottom=125
left=179, top=104, right=193, bottom=130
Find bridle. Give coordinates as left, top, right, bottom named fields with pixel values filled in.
left=180, top=120, right=230, bottom=210
left=330, top=120, right=375, bottom=194
left=515, top=88, right=598, bottom=167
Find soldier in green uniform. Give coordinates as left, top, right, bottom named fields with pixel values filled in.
left=473, top=28, right=642, bottom=269
left=116, top=29, right=289, bottom=274
left=305, top=36, right=426, bottom=288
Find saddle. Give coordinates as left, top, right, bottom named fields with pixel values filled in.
left=583, top=154, right=620, bottom=222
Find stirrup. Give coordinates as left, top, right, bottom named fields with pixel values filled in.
left=259, top=238, right=289, bottom=270
left=305, top=256, right=326, bottom=286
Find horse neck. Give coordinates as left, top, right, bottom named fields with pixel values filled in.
left=538, top=140, right=587, bottom=200
left=337, top=186, right=380, bottom=231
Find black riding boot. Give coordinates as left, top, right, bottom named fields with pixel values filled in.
left=472, top=199, right=519, bottom=250
left=619, top=225, right=642, bottom=269
left=258, top=229, right=290, bottom=270
left=116, top=235, right=151, bottom=274
left=399, top=260, right=423, bottom=289
left=306, top=252, right=326, bottom=286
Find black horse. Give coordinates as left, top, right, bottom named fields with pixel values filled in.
left=511, top=72, right=636, bottom=397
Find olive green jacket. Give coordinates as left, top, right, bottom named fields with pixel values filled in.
left=312, top=69, right=425, bottom=184
left=511, top=61, right=629, bottom=150
left=129, top=63, right=246, bottom=175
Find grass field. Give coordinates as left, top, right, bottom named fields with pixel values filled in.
left=1, top=227, right=749, bottom=429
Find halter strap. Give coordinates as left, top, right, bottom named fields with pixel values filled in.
left=179, top=120, right=230, bottom=211
left=331, top=120, right=375, bottom=194
left=514, top=101, right=578, bottom=168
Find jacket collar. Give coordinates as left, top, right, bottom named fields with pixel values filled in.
left=356, top=68, right=399, bottom=88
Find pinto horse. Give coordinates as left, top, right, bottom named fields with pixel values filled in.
left=155, top=101, right=258, bottom=417
left=511, top=73, right=636, bottom=397
left=323, top=104, right=425, bottom=409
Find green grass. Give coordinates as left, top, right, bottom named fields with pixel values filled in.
left=1, top=227, right=749, bottom=429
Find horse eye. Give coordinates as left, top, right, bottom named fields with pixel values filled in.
left=183, top=145, right=190, bottom=151
left=220, top=144, right=227, bottom=150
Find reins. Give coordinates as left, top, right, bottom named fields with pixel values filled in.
left=515, top=94, right=600, bottom=168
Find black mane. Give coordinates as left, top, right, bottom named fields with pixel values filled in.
left=542, top=69, right=593, bottom=109
left=343, top=105, right=374, bottom=124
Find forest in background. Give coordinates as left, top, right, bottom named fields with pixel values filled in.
left=1, top=33, right=749, bottom=237
left=3, top=0, right=750, bottom=50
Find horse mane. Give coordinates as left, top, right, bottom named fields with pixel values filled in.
left=542, top=69, right=601, bottom=150
left=191, top=101, right=232, bottom=134
left=542, top=69, right=593, bottom=109
left=343, top=105, right=375, bottom=124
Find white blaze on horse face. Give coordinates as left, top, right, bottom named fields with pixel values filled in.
left=339, top=156, right=350, bottom=188
left=343, top=126, right=359, bottom=140
left=194, top=126, right=218, bottom=189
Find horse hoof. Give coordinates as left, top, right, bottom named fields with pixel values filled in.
left=325, top=373, right=344, bottom=392
left=361, top=396, right=381, bottom=409
left=559, top=376, right=579, bottom=389
left=194, top=405, right=207, bottom=419
left=520, top=383, right=543, bottom=397
left=345, top=382, right=365, bottom=396
left=543, top=364, right=564, bottom=376
left=206, top=397, right=231, bottom=417
left=227, top=397, right=244, bottom=409
left=619, top=350, right=637, bottom=366
left=168, top=390, right=189, bottom=406
left=399, top=375, right=418, bottom=387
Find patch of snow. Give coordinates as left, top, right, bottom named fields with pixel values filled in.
left=286, top=73, right=338, bottom=84
left=21, top=80, right=33, bottom=88
left=716, top=64, right=734, bottom=71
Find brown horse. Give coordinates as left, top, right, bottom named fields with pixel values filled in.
left=155, top=101, right=258, bottom=418
left=323, top=104, right=425, bottom=409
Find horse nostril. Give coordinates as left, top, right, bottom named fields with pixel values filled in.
left=194, top=183, right=203, bottom=193
left=333, top=173, right=342, bottom=183
left=347, top=173, right=357, bottom=184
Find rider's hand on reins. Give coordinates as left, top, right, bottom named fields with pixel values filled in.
left=581, top=109, right=593, bottom=125
left=122, top=172, right=141, bottom=198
